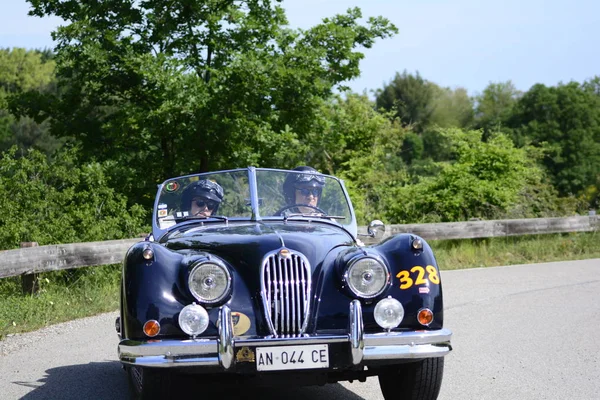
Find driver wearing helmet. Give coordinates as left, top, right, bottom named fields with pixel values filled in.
left=282, top=166, right=325, bottom=214
left=181, top=179, right=224, bottom=217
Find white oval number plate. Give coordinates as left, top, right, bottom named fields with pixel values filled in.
left=256, top=344, right=329, bottom=371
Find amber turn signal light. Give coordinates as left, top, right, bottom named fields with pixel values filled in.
left=143, top=320, right=160, bottom=337
left=417, top=308, right=433, bottom=326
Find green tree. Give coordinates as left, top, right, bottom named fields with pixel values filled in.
left=0, top=48, right=62, bottom=155
left=510, top=81, right=600, bottom=198
left=375, top=73, right=474, bottom=165
left=0, top=147, right=148, bottom=251
left=474, top=81, right=520, bottom=139
left=300, top=93, right=402, bottom=174
left=375, top=70, right=438, bottom=132
left=337, top=123, right=408, bottom=223
left=429, top=86, right=474, bottom=129
left=395, top=131, right=423, bottom=166
left=0, top=48, right=54, bottom=94
left=20, top=0, right=397, bottom=206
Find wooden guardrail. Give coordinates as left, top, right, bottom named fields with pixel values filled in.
left=1, top=239, right=139, bottom=280
left=1, top=215, right=597, bottom=282
left=359, top=214, right=598, bottom=243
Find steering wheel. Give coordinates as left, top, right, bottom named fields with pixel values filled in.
left=275, top=204, right=327, bottom=216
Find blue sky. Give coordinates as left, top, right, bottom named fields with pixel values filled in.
left=1, top=0, right=598, bottom=97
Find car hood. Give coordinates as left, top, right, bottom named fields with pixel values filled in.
left=162, top=221, right=354, bottom=270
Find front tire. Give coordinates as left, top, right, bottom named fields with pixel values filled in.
left=378, top=358, right=444, bottom=400
left=127, top=366, right=172, bottom=400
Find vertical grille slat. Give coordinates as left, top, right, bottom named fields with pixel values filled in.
left=284, top=258, right=290, bottom=334
left=291, top=257, right=297, bottom=332
left=272, top=258, right=278, bottom=332
left=300, top=257, right=306, bottom=332
left=278, top=257, right=285, bottom=334
left=261, top=249, right=311, bottom=337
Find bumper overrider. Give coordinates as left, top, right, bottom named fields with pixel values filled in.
left=118, top=300, right=452, bottom=369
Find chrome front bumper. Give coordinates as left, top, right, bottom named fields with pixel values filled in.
left=118, top=300, right=452, bottom=369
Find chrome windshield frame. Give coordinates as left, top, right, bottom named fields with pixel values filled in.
left=248, top=166, right=261, bottom=221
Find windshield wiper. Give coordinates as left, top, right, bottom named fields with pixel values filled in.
left=163, top=215, right=229, bottom=222
left=284, top=213, right=346, bottom=221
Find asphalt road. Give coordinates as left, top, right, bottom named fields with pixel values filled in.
left=1, top=258, right=599, bottom=400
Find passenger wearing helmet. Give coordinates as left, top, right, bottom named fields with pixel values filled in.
left=181, top=179, right=224, bottom=217
left=282, top=166, right=325, bottom=214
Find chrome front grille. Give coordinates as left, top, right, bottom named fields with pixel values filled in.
left=261, top=249, right=311, bottom=336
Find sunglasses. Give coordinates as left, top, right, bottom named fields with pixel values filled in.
left=194, top=199, right=218, bottom=210
left=296, top=188, right=321, bottom=197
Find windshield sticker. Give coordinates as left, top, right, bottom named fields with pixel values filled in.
left=158, top=203, right=167, bottom=209
left=159, top=219, right=176, bottom=229
left=158, top=209, right=168, bottom=217
left=165, top=181, right=179, bottom=192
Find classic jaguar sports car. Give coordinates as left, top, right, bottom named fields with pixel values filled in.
left=117, top=167, right=452, bottom=399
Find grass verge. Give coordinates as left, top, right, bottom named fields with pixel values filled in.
left=432, top=231, right=600, bottom=270
left=1, top=231, right=599, bottom=339
left=0, top=264, right=121, bottom=340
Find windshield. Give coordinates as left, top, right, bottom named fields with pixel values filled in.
left=152, top=168, right=356, bottom=238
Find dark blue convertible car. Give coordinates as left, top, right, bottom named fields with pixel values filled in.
left=117, top=167, right=452, bottom=399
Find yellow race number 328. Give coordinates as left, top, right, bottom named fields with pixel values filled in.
left=396, top=265, right=439, bottom=289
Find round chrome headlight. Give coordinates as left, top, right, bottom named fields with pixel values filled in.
left=374, top=297, right=404, bottom=329
left=178, top=303, right=209, bottom=336
left=188, top=260, right=232, bottom=304
left=345, top=257, right=390, bottom=298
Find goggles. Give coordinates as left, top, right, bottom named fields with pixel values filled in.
left=294, top=173, right=325, bottom=185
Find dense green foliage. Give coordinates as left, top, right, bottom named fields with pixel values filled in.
left=473, top=81, right=520, bottom=139
left=0, top=48, right=63, bottom=156
left=0, top=147, right=148, bottom=250
left=509, top=82, right=600, bottom=200
left=375, top=72, right=599, bottom=213
left=343, top=127, right=580, bottom=224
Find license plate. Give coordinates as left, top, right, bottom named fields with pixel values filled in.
left=256, top=344, right=329, bottom=371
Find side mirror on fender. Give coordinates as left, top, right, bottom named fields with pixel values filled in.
left=367, top=220, right=385, bottom=240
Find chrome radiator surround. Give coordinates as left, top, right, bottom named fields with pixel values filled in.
left=260, top=248, right=311, bottom=336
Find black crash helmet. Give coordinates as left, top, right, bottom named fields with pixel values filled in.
left=283, top=166, right=325, bottom=205
left=181, top=179, right=224, bottom=213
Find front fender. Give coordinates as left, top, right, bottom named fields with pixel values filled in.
left=121, top=242, right=265, bottom=340
left=121, top=242, right=187, bottom=340
left=314, top=234, right=444, bottom=333
left=373, top=233, right=444, bottom=330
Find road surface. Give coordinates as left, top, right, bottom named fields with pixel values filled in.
left=1, top=258, right=599, bottom=399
